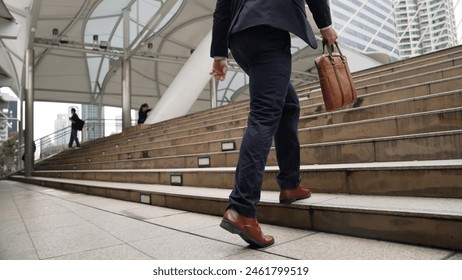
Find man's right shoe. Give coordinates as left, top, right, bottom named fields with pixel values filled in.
left=279, top=185, right=311, bottom=204
left=220, top=208, right=274, bottom=248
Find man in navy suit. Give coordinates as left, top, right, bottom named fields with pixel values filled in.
left=211, top=0, right=337, bottom=247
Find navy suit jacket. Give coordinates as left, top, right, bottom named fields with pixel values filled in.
left=211, top=0, right=332, bottom=58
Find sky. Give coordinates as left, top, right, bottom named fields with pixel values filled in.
left=32, top=102, right=127, bottom=139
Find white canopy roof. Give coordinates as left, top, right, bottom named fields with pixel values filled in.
left=0, top=0, right=382, bottom=115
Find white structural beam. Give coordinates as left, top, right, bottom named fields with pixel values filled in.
left=146, top=29, right=213, bottom=124
left=0, top=17, right=20, bottom=39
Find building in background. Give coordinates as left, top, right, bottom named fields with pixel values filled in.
left=0, top=89, right=18, bottom=142
left=82, top=104, right=105, bottom=141
left=330, top=0, right=458, bottom=60
left=54, top=113, right=69, bottom=146
left=393, top=0, right=458, bottom=58
left=330, top=0, right=400, bottom=61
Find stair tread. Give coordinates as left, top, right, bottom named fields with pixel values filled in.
left=34, top=159, right=462, bottom=172
left=12, top=175, right=462, bottom=219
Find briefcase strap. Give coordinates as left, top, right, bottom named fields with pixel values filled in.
left=322, top=41, right=346, bottom=64
left=322, top=40, right=344, bottom=105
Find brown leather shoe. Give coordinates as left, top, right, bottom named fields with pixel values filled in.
left=220, top=208, right=274, bottom=248
left=279, top=185, right=311, bottom=204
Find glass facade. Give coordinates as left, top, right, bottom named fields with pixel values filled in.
left=331, top=0, right=400, bottom=59
left=393, top=0, right=458, bottom=58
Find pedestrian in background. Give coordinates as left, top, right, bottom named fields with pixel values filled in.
left=68, top=108, right=81, bottom=148
left=137, top=103, right=152, bottom=124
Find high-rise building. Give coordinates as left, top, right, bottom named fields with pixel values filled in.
left=393, top=0, right=458, bottom=58
left=330, top=0, right=400, bottom=60
left=54, top=113, right=69, bottom=146
left=82, top=104, right=105, bottom=141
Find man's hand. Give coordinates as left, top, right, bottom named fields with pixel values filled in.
left=320, top=27, right=338, bottom=45
left=211, top=59, right=228, bottom=81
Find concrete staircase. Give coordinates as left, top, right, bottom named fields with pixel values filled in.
left=10, top=45, right=462, bottom=251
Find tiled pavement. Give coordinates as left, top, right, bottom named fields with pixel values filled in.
left=1, top=179, right=461, bottom=260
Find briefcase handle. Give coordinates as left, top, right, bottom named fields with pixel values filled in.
left=322, top=40, right=346, bottom=64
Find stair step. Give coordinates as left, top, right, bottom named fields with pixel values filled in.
left=37, top=103, right=462, bottom=167
left=32, top=159, right=462, bottom=198
left=36, top=129, right=462, bottom=170
left=9, top=175, right=462, bottom=251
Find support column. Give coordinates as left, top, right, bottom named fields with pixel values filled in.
left=210, top=77, right=218, bottom=109
left=145, top=29, right=214, bottom=124
left=24, top=48, right=34, bottom=177
left=122, top=8, right=132, bottom=128
left=122, top=58, right=132, bottom=128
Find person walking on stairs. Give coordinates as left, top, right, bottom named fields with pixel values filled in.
left=210, top=0, right=338, bottom=248
left=68, top=108, right=81, bottom=148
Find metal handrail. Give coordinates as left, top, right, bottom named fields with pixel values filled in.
left=0, top=118, right=125, bottom=178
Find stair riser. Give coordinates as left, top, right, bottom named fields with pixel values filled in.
left=311, top=209, right=462, bottom=251
left=300, top=110, right=462, bottom=143
left=354, top=58, right=462, bottom=88
left=300, top=93, right=462, bottom=128
left=33, top=167, right=462, bottom=198
left=36, top=132, right=462, bottom=170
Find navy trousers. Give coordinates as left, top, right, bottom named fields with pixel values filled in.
left=69, top=129, right=80, bottom=148
left=228, top=25, right=301, bottom=218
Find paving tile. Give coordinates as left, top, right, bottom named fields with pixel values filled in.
left=146, top=212, right=222, bottom=231
left=0, top=220, right=37, bottom=260
left=221, top=250, right=292, bottom=260
left=0, top=208, right=22, bottom=222
left=22, top=212, right=89, bottom=233
left=89, top=216, right=180, bottom=243
left=119, top=205, right=187, bottom=220
left=0, top=232, right=38, bottom=260
left=129, top=232, right=246, bottom=260
left=0, top=197, right=17, bottom=210
left=29, top=224, right=123, bottom=259
left=18, top=204, right=71, bottom=218
left=76, top=197, right=143, bottom=213
left=265, top=232, right=452, bottom=260
left=50, top=244, right=153, bottom=260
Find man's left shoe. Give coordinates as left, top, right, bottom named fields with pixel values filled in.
left=279, top=185, right=311, bottom=204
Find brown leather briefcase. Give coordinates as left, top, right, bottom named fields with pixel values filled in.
left=315, top=42, right=357, bottom=111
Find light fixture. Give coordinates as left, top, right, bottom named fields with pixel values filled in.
left=170, top=173, right=183, bottom=186
left=93, top=35, right=99, bottom=49
left=140, top=193, right=151, bottom=204
left=52, top=28, right=59, bottom=43
left=146, top=43, right=154, bottom=56
left=221, top=141, right=236, bottom=151
left=59, top=35, right=68, bottom=44
left=100, top=41, right=109, bottom=50
left=198, top=156, right=211, bottom=168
